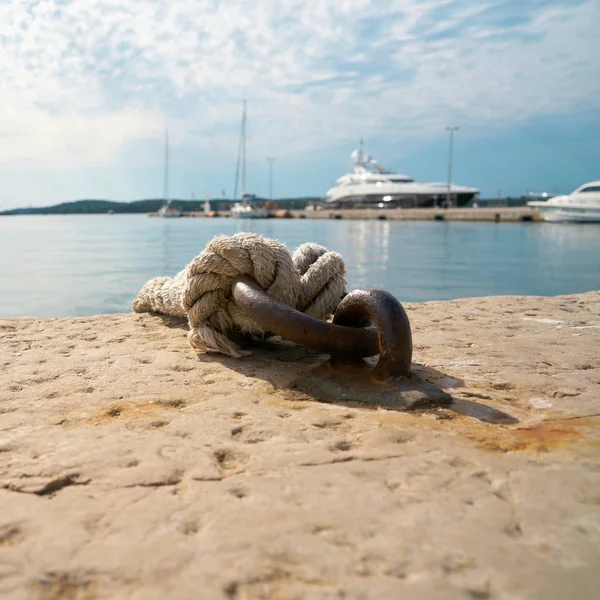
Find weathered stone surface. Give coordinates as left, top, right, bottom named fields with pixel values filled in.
left=1, top=292, right=599, bottom=599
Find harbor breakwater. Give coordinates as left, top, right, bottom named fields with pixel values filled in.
left=181, top=206, right=539, bottom=221
left=1, top=291, right=599, bottom=598
left=295, top=206, right=538, bottom=222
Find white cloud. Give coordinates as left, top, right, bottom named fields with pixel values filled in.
left=0, top=99, right=162, bottom=167
left=0, top=0, right=598, bottom=171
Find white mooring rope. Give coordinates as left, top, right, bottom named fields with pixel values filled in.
left=133, top=232, right=346, bottom=357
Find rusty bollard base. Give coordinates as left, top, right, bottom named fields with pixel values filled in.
left=289, top=360, right=453, bottom=411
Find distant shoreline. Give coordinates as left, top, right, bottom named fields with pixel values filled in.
left=1, top=196, right=534, bottom=216
left=0, top=197, right=322, bottom=216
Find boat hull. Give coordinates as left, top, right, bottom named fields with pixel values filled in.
left=535, top=207, right=600, bottom=223
left=231, top=213, right=269, bottom=219
left=230, top=206, right=270, bottom=219
left=528, top=184, right=600, bottom=222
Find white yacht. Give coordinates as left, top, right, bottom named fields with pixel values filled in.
left=325, top=141, right=479, bottom=208
left=528, top=181, right=600, bottom=222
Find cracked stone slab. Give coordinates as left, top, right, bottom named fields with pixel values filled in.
left=0, top=291, right=599, bottom=599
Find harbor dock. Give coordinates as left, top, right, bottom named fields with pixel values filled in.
left=293, top=206, right=538, bottom=222
left=177, top=206, right=540, bottom=222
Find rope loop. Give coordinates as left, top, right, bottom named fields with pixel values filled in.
left=133, top=233, right=346, bottom=357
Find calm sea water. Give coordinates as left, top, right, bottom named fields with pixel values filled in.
left=0, top=215, right=598, bottom=318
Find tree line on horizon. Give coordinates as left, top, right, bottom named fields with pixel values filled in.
left=0, top=197, right=323, bottom=215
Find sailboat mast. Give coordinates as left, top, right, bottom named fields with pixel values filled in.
left=241, top=100, right=247, bottom=197
left=163, top=129, right=170, bottom=205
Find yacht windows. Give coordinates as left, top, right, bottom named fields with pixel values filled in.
left=579, top=186, right=600, bottom=193
left=361, top=178, right=415, bottom=184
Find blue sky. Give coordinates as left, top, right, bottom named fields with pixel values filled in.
left=1, top=0, right=599, bottom=208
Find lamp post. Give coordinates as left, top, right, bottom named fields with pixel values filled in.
left=267, top=157, right=275, bottom=200
left=446, top=126, right=459, bottom=208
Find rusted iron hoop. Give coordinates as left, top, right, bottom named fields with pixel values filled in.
left=232, top=276, right=412, bottom=380
left=333, top=289, right=413, bottom=380
left=232, top=276, right=379, bottom=357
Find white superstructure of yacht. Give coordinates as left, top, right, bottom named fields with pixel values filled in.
left=326, top=141, right=479, bottom=208
left=528, top=181, right=600, bottom=222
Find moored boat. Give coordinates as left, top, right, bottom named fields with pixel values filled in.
left=230, top=101, right=269, bottom=219
left=326, top=140, right=479, bottom=209
left=230, top=202, right=269, bottom=219
left=156, top=201, right=182, bottom=218
left=528, top=181, right=600, bottom=222
left=153, top=129, right=182, bottom=218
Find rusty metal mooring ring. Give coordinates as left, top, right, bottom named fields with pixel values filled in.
left=232, top=275, right=413, bottom=380
left=333, top=289, right=412, bottom=380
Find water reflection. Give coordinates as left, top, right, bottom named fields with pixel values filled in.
left=536, top=222, right=600, bottom=247
left=0, top=216, right=598, bottom=318
left=160, top=220, right=173, bottom=274
left=349, top=220, right=391, bottom=288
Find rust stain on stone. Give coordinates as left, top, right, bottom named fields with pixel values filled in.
left=54, top=396, right=190, bottom=427
left=466, top=416, right=600, bottom=453
left=83, top=400, right=178, bottom=425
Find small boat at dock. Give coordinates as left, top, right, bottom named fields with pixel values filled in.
left=230, top=101, right=269, bottom=219
left=156, top=201, right=182, bottom=218
left=152, top=129, right=182, bottom=218
left=230, top=202, right=269, bottom=219
left=528, top=181, right=600, bottom=222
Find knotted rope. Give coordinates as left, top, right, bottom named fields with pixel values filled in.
left=132, top=233, right=346, bottom=357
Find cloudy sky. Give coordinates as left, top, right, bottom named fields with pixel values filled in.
left=1, top=0, right=599, bottom=208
